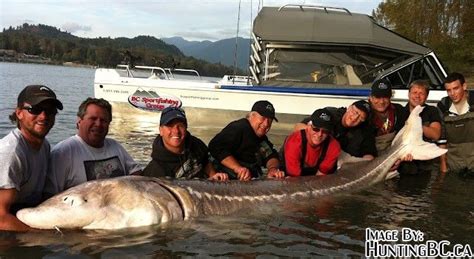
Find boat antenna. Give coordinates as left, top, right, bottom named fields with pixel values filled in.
left=245, top=0, right=256, bottom=85
left=232, top=0, right=242, bottom=83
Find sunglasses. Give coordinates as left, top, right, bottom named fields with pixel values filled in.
left=311, top=125, right=330, bottom=135
left=22, top=105, right=58, bottom=116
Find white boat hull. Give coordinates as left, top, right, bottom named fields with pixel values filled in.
left=94, top=68, right=447, bottom=124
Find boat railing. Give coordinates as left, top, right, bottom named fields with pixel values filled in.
left=116, top=65, right=202, bottom=80
left=277, top=4, right=352, bottom=15
left=165, top=68, right=201, bottom=80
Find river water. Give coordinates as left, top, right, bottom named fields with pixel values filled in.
left=0, top=62, right=472, bottom=257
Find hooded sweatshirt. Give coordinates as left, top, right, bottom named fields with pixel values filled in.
left=143, top=132, right=209, bottom=179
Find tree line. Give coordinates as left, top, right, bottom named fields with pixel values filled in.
left=0, top=23, right=239, bottom=77
left=1, top=4, right=473, bottom=79
left=372, top=0, right=474, bottom=77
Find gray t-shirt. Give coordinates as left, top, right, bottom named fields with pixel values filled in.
left=44, top=135, right=141, bottom=196
left=0, top=129, right=50, bottom=208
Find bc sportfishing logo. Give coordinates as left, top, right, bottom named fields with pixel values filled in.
left=128, top=88, right=182, bottom=112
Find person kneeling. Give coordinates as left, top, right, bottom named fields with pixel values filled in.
left=282, top=108, right=341, bottom=176
left=143, top=107, right=227, bottom=181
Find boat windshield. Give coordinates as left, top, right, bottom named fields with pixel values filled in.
left=263, top=46, right=410, bottom=87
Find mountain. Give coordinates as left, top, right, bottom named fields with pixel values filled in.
left=0, top=23, right=237, bottom=77
left=162, top=36, right=250, bottom=71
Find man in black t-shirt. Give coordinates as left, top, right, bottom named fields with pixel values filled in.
left=208, top=100, right=285, bottom=181
left=399, top=80, right=443, bottom=174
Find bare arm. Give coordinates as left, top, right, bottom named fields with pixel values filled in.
left=0, top=189, right=32, bottom=232
left=422, top=121, right=442, bottom=141
left=220, top=156, right=251, bottom=181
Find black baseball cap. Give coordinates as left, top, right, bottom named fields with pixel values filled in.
left=310, top=108, right=334, bottom=133
left=371, top=79, right=392, bottom=98
left=251, top=100, right=278, bottom=122
left=160, top=106, right=187, bottom=126
left=18, top=85, right=63, bottom=110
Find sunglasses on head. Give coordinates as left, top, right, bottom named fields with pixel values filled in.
left=311, top=125, right=330, bottom=135
left=22, top=105, right=58, bottom=116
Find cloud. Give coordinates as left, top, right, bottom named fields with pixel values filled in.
left=173, top=31, right=220, bottom=41
left=23, top=19, right=36, bottom=24
left=61, top=22, right=91, bottom=34
left=1, top=0, right=381, bottom=41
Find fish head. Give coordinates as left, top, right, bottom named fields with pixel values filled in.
left=17, top=181, right=106, bottom=229
left=17, top=176, right=184, bottom=230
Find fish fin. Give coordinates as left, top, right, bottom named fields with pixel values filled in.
left=410, top=142, right=447, bottom=160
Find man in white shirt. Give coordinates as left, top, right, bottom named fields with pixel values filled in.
left=44, top=98, right=142, bottom=197
left=0, top=85, right=63, bottom=231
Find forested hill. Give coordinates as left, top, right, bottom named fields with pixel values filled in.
left=372, top=1, right=473, bottom=77
left=0, top=23, right=238, bottom=77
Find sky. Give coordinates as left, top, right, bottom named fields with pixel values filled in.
left=0, top=0, right=381, bottom=41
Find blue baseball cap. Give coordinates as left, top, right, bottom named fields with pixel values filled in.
left=160, top=107, right=187, bottom=126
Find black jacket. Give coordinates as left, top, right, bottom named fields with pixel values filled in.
left=143, top=132, right=209, bottom=179
left=302, top=107, right=377, bottom=157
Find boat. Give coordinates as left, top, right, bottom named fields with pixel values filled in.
left=94, top=4, right=448, bottom=124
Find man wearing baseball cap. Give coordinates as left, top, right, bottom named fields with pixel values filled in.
left=295, top=100, right=376, bottom=161
left=143, top=106, right=228, bottom=181
left=283, top=108, right=341, bottom=176
left=209, top=100, right=285, bottom=181
left=0, top=85, right=62, bottom=231
left=369, top=79, right=408, bottom=152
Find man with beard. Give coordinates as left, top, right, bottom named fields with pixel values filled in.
left=209, top=100, right=285, bottom=181
left=143, top=106, right=228, bottom=181
left=0, top=85, right=63, bottom=231
left=44, top=98, right=141, bottom=197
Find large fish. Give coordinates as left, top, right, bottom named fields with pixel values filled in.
left=17, top=106, right=446, bottom=230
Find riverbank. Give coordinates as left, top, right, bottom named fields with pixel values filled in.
left=0, top=49, right=96, bottom=68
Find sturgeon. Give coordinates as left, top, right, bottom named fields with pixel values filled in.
left=17, top=106, right=446, bottom=230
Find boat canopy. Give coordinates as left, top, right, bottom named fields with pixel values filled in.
left=253, top=5, right=431, bottom=55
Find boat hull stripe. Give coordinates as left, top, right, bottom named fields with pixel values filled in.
left=220, top=85, right=370, bottom=96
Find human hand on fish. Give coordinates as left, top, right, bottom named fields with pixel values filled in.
left=267, top=168, right=285, bottom=179
left=208, top=172, right=229, bottom=182
left=389, top=153, right=414, bottom=171
left=234, top=166, right=252, bottom=181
